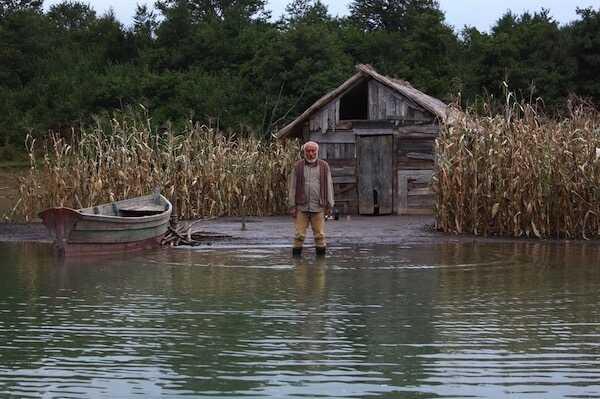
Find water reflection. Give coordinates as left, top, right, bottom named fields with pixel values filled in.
left=0, top=241, right=599, bottom=398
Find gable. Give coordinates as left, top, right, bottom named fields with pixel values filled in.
left=275, top=64, right=451, bottom=139
left=306, top=77, right=436, bottom=135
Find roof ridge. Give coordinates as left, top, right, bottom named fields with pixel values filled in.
left=391, top=77, right=412, bottom=88
left=276, top=64, right=452, bottom=139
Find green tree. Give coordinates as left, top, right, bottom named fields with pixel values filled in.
left=567, top=7, right=600, bottom=102
left=344, top=0, right=458, bottom=98
left=154, top=0, right=274, bottom=73
left=155, top=0, right=270, bottom=24
left=47, top=1, right=96, bottom=31
left=348, top=0, right=439, bottom=32
left=0, top=5, right=52, bottom=145
left=455, top=26, right=490, bottom=103
left=284, top=0, right=329, bottom=25
left=133, top=4, right=157, bottom=47
left=467, top=10, right=573, bottom=108
left=0, top=0, right=42, bottom=19
left=240, top=0, right=353, bottom=135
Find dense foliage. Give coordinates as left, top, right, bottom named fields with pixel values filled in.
left=1, top=0, right=599, bottom=157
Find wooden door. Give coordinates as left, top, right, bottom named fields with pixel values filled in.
left=357, top=134, right=393, bottom=215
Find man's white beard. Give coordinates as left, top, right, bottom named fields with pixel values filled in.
left=305, top=155, right=317, bottom=164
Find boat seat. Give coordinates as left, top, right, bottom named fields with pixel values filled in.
left=117, top=204, right=165, bottom=217
left=119, top=205, right=165, bottom=213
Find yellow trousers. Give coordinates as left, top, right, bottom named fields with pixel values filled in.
left=294, top=211, right=326, bottom=249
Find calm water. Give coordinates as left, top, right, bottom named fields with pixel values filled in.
left=1, top=241, right=599, bottom=398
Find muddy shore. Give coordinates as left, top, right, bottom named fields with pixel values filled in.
left=0, top=215, right=590, bottom=247
left=1, top=216, right=443, bottom=245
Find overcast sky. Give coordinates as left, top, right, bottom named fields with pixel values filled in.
left=44, top=0, right=600, bottom=32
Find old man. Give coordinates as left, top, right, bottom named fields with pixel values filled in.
left=288, top=141, right=334, bottom=257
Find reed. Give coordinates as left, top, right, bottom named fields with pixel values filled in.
left=16, top=110, right=299, bottom=221
left=434, top=98, right=600, bottom=239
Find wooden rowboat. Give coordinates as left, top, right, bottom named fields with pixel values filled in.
left=39, top=193, right=172, bottom=256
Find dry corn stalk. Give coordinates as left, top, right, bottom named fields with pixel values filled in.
left=434, top=98, right=600, bottom=239
left=16, top=109, right=299, bottom=221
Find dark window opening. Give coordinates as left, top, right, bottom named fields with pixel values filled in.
left=339, top=80, right=368, bottom=120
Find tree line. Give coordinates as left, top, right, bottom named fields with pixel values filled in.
left=1, top=0, right=599, bottom=155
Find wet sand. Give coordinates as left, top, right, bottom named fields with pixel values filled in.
left=0, top=215, right=570, bottom=247
left=0, top=216, right=598, bottom=246
left=0, top=215, right=448, bottom=245
left=197, top=215, right=445, bottom=246
left=0, top=222, right=52, bottom=242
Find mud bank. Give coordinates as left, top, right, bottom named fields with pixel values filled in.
left=1, top=215, right=564, bottom=247
left=0, top=222, right=51, bottom=242
left=197, top=215, right=444, bottom=246
left=0, top=216, right=442, bottom=245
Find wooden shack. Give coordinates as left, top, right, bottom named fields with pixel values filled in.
left=275, top=64, right=455, bottom=215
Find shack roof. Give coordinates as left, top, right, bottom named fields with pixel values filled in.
left=275, top=64, right=456, bottom=139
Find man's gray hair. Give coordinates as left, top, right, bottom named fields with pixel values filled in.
left=302, top=141, right=319, bottom=151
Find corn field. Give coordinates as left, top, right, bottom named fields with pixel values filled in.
left=435, top=99, right=600, bottom=239
left=15, top=111, right=299, bottom=221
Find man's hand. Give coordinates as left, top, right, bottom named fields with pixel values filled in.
left=290, top=207, right=297, bottom=218
left=325, top=207, right=332, bottom=216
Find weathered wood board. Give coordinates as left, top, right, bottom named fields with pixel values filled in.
left=310, top=99, right=339, bottom=133
left=368, top=80, right=433, bottom=122
left=357, top=135, right=394, bottom=215
left=397, top=170, right=434, bottom=215
left=307, top=77, right=438, bottom=134
left=395, top=137, right=436, bottom=170
left=319, top=158, right=358, bottom=214
left=319, top=142, right=355, bottom=160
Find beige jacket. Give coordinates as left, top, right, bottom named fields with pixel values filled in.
left=288, top=160, right=334, bottom=212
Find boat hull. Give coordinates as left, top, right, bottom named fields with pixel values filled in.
left=39, top=194, right=172, bottom=256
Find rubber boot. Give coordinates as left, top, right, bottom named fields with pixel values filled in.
left=316, top=246, right=326, bottom=256
left=292, top=247, right=302, bottom=257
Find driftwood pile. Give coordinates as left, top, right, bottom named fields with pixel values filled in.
left=161, top=219, right=232, bottom=246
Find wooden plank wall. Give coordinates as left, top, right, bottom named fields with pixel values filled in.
left=308, top=78, right=436, bottom=134
left=395, top=123, right=438, bottom=170
left=368, top=80, right=432, bottom=122
left=395, top=123, right=438, bottom=214
left=317, top=140, right=358, bottom=214
left=309, top=125, right=440, bottom=214
left=397, top=170, right=435, bottom=215
left=320, top=142, right=355, bottom=160
left=309, top=99, right=339, bottom=133
left=395, top=137, right=435, bottom=170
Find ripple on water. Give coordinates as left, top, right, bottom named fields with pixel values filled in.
left=0, top=242, right=599, bottom=398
